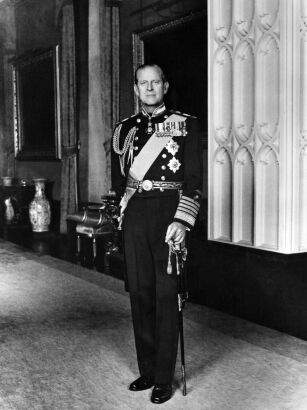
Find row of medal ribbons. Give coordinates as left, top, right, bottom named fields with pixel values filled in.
left=154, top=121, right=187, bottom=137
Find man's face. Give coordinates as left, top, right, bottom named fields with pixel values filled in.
left=134, top=66, right=169, bottom=108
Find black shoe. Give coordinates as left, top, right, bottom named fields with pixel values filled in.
left=129, top=376, right=154, bottom=391
left=151, top=384, right=172, bottom=404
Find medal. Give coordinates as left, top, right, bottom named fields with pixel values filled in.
left=166, top=139, right=179, bottom=156
left=168, top=157, right=181, bottom=173
left=147, top=119, right=153, bottom=134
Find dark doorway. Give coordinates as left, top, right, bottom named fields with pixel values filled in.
left=143, top=15, right=207, bottom=140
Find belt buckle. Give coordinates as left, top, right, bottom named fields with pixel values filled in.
left=141, top=180, right=153, bottom=191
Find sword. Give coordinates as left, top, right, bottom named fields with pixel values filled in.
left=167, top=241, right=188, bottom=396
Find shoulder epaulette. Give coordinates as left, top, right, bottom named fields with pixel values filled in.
left=116, top=113, right=139, bottom=126
left=169, top=110, right=197, bottom=120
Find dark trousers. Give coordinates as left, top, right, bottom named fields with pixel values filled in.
left=123, top=195, right=179, bottom=384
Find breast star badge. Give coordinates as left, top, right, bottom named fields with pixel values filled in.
left=168, top=157, right=181, bottom=173
left=165, top=139, right=179, bottom=156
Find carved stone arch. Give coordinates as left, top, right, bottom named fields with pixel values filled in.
left=213, top=0, right=233, bottom=43
left=255, top=144, right=279, bottom=165
left=233, top=39, right=255, bottom=144
left=255, top=145, right=279, bottom=249
left=302, top=0, right=307, bottom=29
left=233, top=146, right=254, bottom=244
left=212, top=147, right=233, bottom=241
left=255, top=33, right=280, bottom=144
left=233, top=0, right=255, bottom=38
left=255, top=0, right=280, bottom=32
left=213, top=45, right=233, bottom=144
left=234, top=145, right=255, bottom=165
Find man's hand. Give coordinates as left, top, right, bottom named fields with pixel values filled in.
left=165, top=222, right=186, bottom=245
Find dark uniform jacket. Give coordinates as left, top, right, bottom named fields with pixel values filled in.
left=111, top=104, right=203, bottom=229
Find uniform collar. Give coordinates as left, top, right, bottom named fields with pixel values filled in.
left=141, top=103, right=167, bottom=118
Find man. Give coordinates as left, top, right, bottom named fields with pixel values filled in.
left=111, top=64, right=202, bottom=404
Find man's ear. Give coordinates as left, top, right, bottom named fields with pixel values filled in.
left=134, top=84, right=139, bottom=97
left=163, top=81, right=169, bottom=95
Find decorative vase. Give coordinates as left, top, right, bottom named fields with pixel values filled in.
left=29, top=178, right=51, bottom=232
left=4, top=197, right=15, bottom=223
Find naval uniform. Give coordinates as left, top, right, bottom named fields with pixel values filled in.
left=111, top=103, right=202, bottom=385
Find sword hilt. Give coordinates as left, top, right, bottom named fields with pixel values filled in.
left=167, top=241, right=188, bottom=275
left=178, top=291, right=189, bottom=311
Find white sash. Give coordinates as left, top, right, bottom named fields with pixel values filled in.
left=118, top=113, right=186, bottom=228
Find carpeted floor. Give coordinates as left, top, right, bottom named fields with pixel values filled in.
left=1, top=239, right=307, bottom=409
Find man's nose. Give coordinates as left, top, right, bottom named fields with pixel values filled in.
left=147, top=82, right=153, bottom=90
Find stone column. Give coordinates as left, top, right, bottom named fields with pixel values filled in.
left=88, top=0, right=119, bottom=202
left=88, top=0, right=105, bottom=201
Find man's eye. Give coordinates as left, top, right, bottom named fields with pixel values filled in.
left=140, top=82, right=147, bottom=85
left=154, top=80, right=161, bottom=84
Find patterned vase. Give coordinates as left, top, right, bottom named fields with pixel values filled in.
left=29, top=178, right=51, bottom=232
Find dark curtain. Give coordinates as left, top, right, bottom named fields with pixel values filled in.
left=58, top=1, right=78, bottom=233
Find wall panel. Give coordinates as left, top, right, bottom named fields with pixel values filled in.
left=213, top=46, right=233, bottom=144
left=213, top=148, right=232, bottom=241
left=299, top=3, right=307, bottom=250
left=255, top=147, right=279, bottom=249
left=233, top=40, right=254, bottom=144
left=208, top=0, right=306, bottom=253
left=233, top=147, right=254, bottom=244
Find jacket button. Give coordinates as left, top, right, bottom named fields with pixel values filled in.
left=162, top=154, right=166, bottom=158
left=161, top=165, right=166, bottom=170
left=161, top=176, right=166, bottom=181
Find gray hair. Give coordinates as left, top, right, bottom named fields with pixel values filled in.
left=134, top=64, right=167, bottom=85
